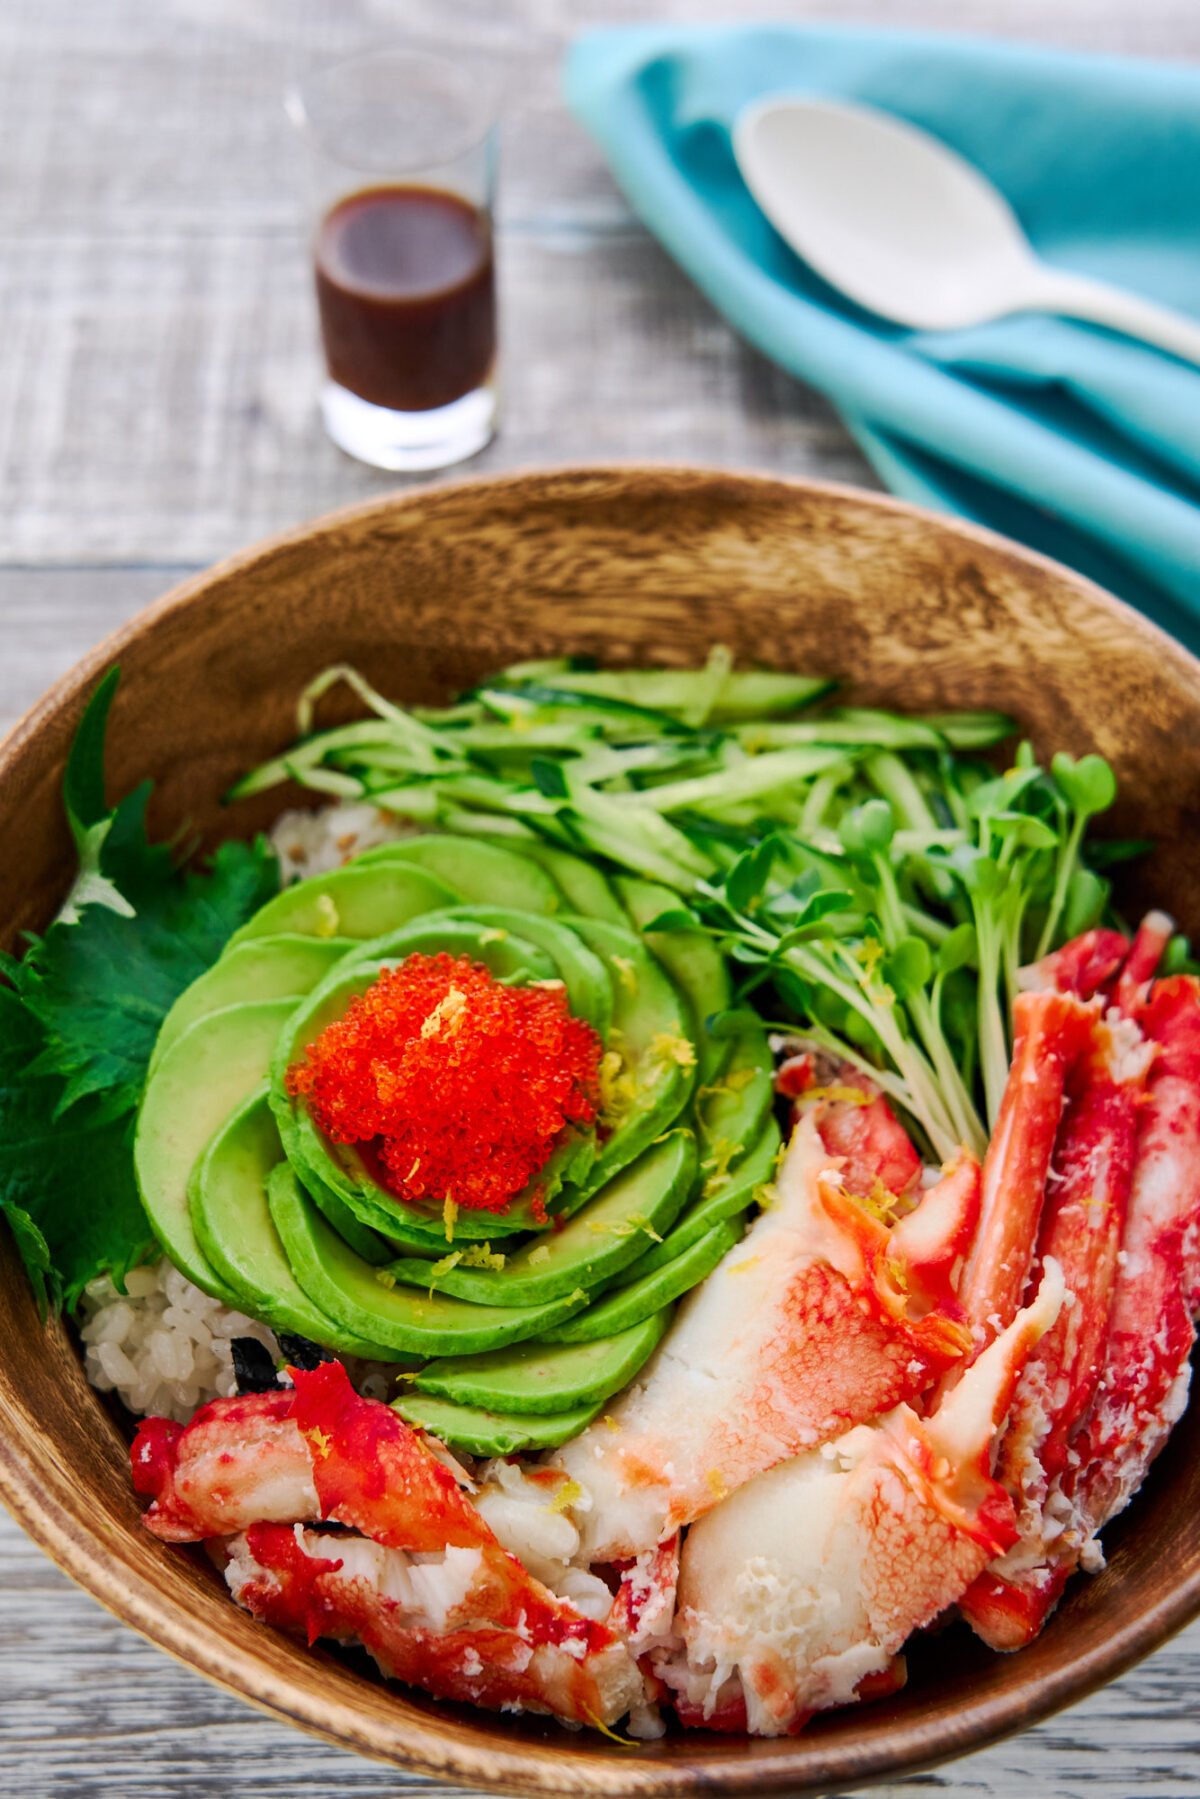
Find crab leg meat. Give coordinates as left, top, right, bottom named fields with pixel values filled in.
left=659, top=1266, right=1064, bottom=1735
left=1020, top=929, right=1130, bottom=1001
left=776, top=1050, right=923, bottom=1199
left=1068, top=975, right=1200, bottom=1523
left=954, top=990, right=1093, bottom=1354
left=133, top=1361, right=643, bottom=1727
left=958, top=1010, right=1151, bottom=1649
left=554, top=1109, right=978, bottom=1562
left=1020, top=914, right=1172, bottom=1015
left=1113, top=911, right=1175, bottom=1017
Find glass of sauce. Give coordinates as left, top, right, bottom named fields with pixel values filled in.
left=287, top=47, right=499, bottom=472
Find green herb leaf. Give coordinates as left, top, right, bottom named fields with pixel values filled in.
left=1052, top=752, right=1118, bottom=820
left=883, top=935, right=933, bottom=1001
left=0, top=987, right=155, bottom=1312
left=1085, top=838, right=1153, bottom=870
left=1063, top=867, right=1109, bottom=939
left=643, top=908, right=704, bottom=934
left=12, top=837, right=279, bottom=1118
left=725, top=835, right=780, bottom=913
left=838, top=798, right=895, bottom=857
left=64, top=668, right=121, bottom=836
left=936, top=922, right=978, bottom=977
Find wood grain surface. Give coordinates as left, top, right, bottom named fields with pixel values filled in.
left=3, top=3, right=1200, bottom=1797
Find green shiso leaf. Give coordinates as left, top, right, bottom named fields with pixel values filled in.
left=11, top=835, right=279, bottom=1118
left=0, top=668, right=282, bottom=1309
left=0, top=986, right=155, bottom=1313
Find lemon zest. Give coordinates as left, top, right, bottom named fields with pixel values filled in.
left=545, top=1476, right=583, bottom=1516
left=612, top=955, right=638, bottom=995
left=795, top=1083, right=874, bottom=1108
left=728, top=1255, right=761, bottom=1277
left=313, top=893, right=340, bottom=938
left=701, top=1137, right=743, bottom=1197
left=428, top=1251, right=463, bottom=1293
left=651, top=1031, right=696, bottom=1070
left=460, top=1243, right=506, bottom=1270
left=420, top=986, right=468, bottom=1039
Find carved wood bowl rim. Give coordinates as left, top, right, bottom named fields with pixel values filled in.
left=1, top=466, right=1198, bottom=1797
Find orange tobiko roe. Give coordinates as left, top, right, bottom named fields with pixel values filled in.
left=287, top=952, right=602, bottom=1217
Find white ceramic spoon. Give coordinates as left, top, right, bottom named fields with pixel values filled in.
left=733, top=95, right=1200, bottom=366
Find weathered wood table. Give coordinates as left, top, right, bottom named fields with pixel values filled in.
left=3, top=2, right=1198, bottom=1793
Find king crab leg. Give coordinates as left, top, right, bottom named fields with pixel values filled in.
left=658, top=1266, right=1063, bottom=1735
left=133, top=1362, right=644, bottom=1727
left=958, top=1009, right=1151, bottom=1648
left=552, top=1105, right=978, bottom=1562
left=1021, top=912, right=1173, bottom=1014
left=1067, top=975, right=1200, bottom=1523
left=952, top=990, right=1094, bottom=1358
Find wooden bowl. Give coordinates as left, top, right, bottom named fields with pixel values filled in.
left=1, top=468, right=1199, bottom=1796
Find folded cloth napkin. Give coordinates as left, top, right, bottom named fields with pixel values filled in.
left=566, top=25, right=1200, bottom=648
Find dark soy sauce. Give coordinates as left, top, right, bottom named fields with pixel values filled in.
left=314, top=185, right=496, bottom=413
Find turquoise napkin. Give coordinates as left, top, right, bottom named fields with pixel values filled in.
left=565, top=25, right=1200, bottom=649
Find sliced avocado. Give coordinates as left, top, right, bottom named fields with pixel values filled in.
left=354, top=835, right=563, bottom=915
left=267, top=1165, right=589, bottom=1355
left=629, top=1116, right=781, bottom=1279
left=189, top=1088, right=399, bottom=1357
left=411, top=1309, right=670, bottom=1415
left=135, top=999, right=298, bottom=1303
left=383, top=1129, right=696, bottom=1306
left=285, top=1104, right=543, bottom=1249
left=393, top=1391, right=604, bottom=1456
left=283, top=1119, right=450, bottom=1256
left=514, top=842, right=628, bottom=924
left=324, top=916, right=560, bottom=990
left=303, top=1170, right=396, bottom=1266
left=544, top=1217, right=743, bottom=1344
left=226, top=862, right=458, bottom=948
left=563, top=916, right=697, bottom=1193
left=695, top=1027, right=775, bottom=1163
left=438, top=906, right=613, bottom=1038
left=269, top=919, right=569, bottom=1242
left=150, top=934, right=353, bottom=1073
left=615, top=875, right=733, bottom=1084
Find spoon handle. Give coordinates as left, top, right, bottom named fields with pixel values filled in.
left=1023, top=267, right=1200, bottom=369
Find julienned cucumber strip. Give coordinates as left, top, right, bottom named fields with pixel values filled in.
left=625, top=745, right=853, bottom=816
left=516, top=668, right=837, bottom=722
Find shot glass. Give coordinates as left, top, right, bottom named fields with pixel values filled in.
left=287, top=46, right=499, bottom=472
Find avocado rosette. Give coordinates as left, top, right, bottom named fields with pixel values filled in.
left=134, top=835, right=779, bottom=1453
